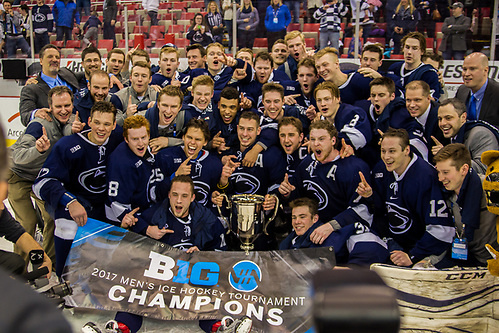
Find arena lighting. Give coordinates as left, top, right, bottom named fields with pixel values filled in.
left=312, top=269, right=400, bottom=333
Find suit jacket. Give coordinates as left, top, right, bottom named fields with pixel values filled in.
left=438, top=14, right=471, bottom=52
left=456, top=78, right=499, bottom=129
left=19, top=68, right=78, bottom=126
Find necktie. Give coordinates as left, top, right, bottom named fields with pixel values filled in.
left=468, top=94, right=477, bottom=121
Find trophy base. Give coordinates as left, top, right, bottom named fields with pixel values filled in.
left=240, top=243, right=254, bottom=254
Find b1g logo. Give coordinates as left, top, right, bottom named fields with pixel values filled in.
left=229, top=260, right=261, bottom=292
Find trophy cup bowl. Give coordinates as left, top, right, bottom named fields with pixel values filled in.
left=217, top=194, right=279, bottom=252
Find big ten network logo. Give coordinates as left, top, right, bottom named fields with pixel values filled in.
left=229, top=260, right=262, bottom=292
left=143, top=252, right=262, bottom=292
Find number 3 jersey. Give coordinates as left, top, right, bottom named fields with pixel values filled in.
left=371, top=155, right=454, bottom=263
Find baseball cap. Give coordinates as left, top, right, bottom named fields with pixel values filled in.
left=452, top=2, right=463, bottom=8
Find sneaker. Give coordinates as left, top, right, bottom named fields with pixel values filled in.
left=216, top=316, right=252, bottom=333
left=104, top=320, right=131, bottom=333
left=82, top=322, right=102, bottom=333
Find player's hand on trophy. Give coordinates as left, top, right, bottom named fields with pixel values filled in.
left=390, top=250, right=412, bottom=267
left=263, top=194, right=277, bottom=211
left=211, top=191, right=224, bottom=207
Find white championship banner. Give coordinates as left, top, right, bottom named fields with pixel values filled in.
left=63, top=218, right=336, bottom=332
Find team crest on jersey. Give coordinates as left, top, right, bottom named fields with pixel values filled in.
left=386, top=202, right=412, bottom=234
left=389, top=181, right=399, bottom=199
left=214, top=75, right=221, bottom=81
left=305, top=160, right=318, bottom=178
left=78, top=166, right=107, bottom=194
left=303, top=180, right=328, bottom=210
left=231, top=172, right=260, bottom=194
left=193, top=181, right=210, bottom=205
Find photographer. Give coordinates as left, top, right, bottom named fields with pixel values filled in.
left=313, top=0, right=348, bottom=50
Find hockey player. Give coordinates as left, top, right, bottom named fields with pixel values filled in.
left=386, top=32, right=441, bottom=100
left=105, top=115, right=165, bottom=227
left=355, top=76, right=428, bottom=167
left=434, top=98, right=499, bottom=175
left=283, top=58, right=320, bottom=110
left=75, top=46, right=103, bottom=90
left=158, top=118, right=223, bottom=207
left=102, top=176, right=235, bottom=333
left=239, top=51, right=291, bottom=110
left=359, top=128, right=454, bottom=267
left=209, top=87, right=241, bottom=154
left=356, top=44, right=384, bottom=79
left=189, top=42, right=253, bottom=101
left=73, top=69, right=111, bottom=128
left=183, top=75, right=218, bottom=130
left=276, top=31, right=308, bottom=81
left=278, top=116, right=308, bottom=179
left=314, top=47, right=372, bottom=105
left=279, top=197, right=388, bottom=266
left=278, top=120, right=372, bottom=244
left=183, top=44, right=207, bottom=75
left=110, top=62, right=158, bottom=126
left=31, top=0, right=53, bottom=54
left=271, top=39, right=289, bottom=69
left=151, top=46, right=190, bottom=92
left=146, top=86, right=189, bottom=153
left=314, top=81, right=371, bottom=151
left=33, top=101, right=122, bottom=277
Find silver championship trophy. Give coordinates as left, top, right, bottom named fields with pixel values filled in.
left=217, top=194, right=279, bottom=252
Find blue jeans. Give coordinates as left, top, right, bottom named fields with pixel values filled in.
left=76, top=0, right=90, bottom=17
left=225, top=19, right=232, bottom=47
left=285, top=0, right=300, bottom=23
left=6, top=36, right=30, bottom=58
left=442, top=49, right=465, bottom=60
left=319, top=30, right=339, bottom=50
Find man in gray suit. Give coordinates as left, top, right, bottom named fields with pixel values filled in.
left=438, top=2, right=470, bottom=60
left=19, top=44, right=78, bottom=127
left=455, top=52, right=499, bottom=129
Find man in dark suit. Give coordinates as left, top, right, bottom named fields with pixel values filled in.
left=455, top=52, right=499, bottom=129
left=438, top=2, right=470, bottom=60
left=19, top=44, right=78, bottom=127
left=405, top=80, right=448, bottom=161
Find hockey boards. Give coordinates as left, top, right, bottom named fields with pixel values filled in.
left=371, top=264, right=499, bottom=332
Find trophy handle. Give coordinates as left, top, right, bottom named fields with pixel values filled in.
left=216, top=193, right=231, bottom=232
left=263, top=194, right=279, bottom=235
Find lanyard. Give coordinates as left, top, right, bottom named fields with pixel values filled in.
left=273, top=6, right=280, bottom=19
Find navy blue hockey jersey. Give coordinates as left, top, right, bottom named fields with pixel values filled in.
left=371, top=155, right=454, bottom=263
left=151, top=71, right=190, bottom=93
left=338, top=71, right=372, bottom=105
left=387, top=61, right=442, bottom=100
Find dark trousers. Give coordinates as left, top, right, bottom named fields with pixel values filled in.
left=0, top=250, right=25, bottom=275
left=56, top=26, right=72, bottom=42
left=103, top=21, right=116, bottom=47
left=115, top=311, right=143, bottom=333
left=148, top=11, right=159, bottom=26
left=34, top=32, right=49, bottom=54
left=238, top=29, right=256, bottom=49
left=267, top=29, right=286, bottom=51
left=225, top=19, right=233, bottom=47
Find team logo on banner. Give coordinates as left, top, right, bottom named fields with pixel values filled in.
left=229, top=260, right=261, bottom=292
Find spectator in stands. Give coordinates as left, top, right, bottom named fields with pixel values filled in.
left=19, top=4, right=30, bottom=42
left=222, top=0, right=236, bottom=48
left=19, top=45, right=78, bottom=127
left=103, top=0, right=118, bottom=47
left=52, top=0, right=80, bottom=43
left=184, top=44, right=207, bottom=74
left=76, top=0, right=90, bottom=18
left=415, top=0, right=436, bottom=39
left=236, top=0, right=260, bottom=49
left=389, top=0, right=420, bottom=54
left=2, top=0, right=30, bottom=58
left=455, top=52, right=499, bottom=128
left=271, top=39, right=289, bottom=69
left=438, top=2, right=470, bottom=60
left=32, top=0, right=53, bottom=54
left=142, top=0, right=159, bottom=26
left=347, top=25, right=363, bottom=58
left=350, top=0, right=377, bottom=39
left=422, top=52, right=447, bottom=100
left=284, top=0, right=299, bottom=24
left=313, top=0, right=349, bottom=50
left=434, top=143, right=499, bottom=268
left=187, top=13, right=214, bottom=47
left=307, top=0, right=321, bottom=23
left=82, top=8, right=102, bottom=47
left=206, top=1, right=225, bottom=44
left=265, top=0, right=291, bottom=52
